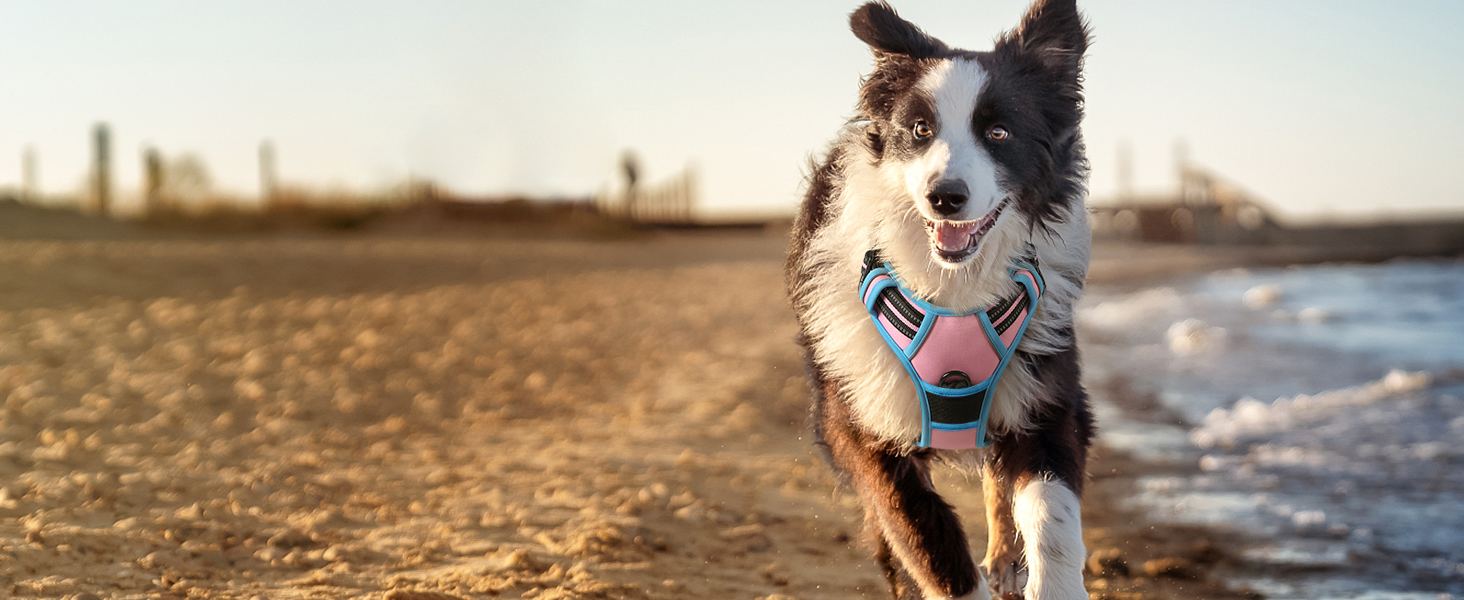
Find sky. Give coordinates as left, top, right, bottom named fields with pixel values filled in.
left=0, top=0, right=1461, bottom=222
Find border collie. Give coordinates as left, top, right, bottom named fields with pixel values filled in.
left=785, top=1, right=1093, bottom=599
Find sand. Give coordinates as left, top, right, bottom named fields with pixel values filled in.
left=0, top=213, right=1262, bottom=600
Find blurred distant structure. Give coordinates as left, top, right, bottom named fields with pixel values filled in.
left=596, top=159, right=697, bottom=225
left=260, top=140, right=279, bottom=208
left=1091, top=142, right=1464, bottom=256
left=1091, top=159, right=1273, bottom=245
left=161, top=153, right=214, bottom=205
left=143, top=148, right=164, bottom=214
left=620, top=150, right=640, bottom=195
left=89, top=123, right=112, bottom=216
left=21, top=146, right=38, bottom=203
left=1115, top=141, right=1133, bottom=201
left=135, top=149, right=219, bottom=218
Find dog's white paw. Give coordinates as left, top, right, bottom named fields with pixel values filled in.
left=1022, top=566, right=1088, bottom=600
left=981, top=560, right=1027, bottom=600
left=945, top=584, right=993, bottom=600
left=1023, top=575, right=1088, bottom=600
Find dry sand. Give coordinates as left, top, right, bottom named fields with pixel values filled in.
left=0, top=213, right=1263, bottom=600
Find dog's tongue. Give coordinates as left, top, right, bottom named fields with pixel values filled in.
left=934, top=221, right=978, bottom=251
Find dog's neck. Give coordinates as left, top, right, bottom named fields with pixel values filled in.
left=873, top=218, right=1030, bottom=314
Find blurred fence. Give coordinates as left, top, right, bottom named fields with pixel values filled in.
left=4, top=126, right=701, bottom=227
left=595, top=166, right=697, bottom=224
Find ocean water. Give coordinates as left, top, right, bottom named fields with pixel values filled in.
left=1078, top=258, right=1464, bottom=599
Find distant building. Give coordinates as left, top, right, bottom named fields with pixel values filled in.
left=1090, top=164, right=1273, bottom=245
left=1090, top=164, right=1464, bottom=257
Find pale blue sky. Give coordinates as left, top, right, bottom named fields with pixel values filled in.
left=0, top=1, right=1461, bottom=221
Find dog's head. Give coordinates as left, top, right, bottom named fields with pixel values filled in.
left=850, top=0, right=1089, bottom=270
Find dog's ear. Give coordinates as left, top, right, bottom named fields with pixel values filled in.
left=849, top=2, right=947, bottom=59
left=1000, top=0, right=1090, bottom=76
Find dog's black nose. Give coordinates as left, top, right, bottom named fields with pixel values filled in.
left=926, top=180, right=968, bottom=216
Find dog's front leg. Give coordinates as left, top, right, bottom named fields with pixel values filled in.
left=1012, top=475, right=1086, bottom=600
left=869, top=513, right=925, bottom=600
left=821, top=400, right=987, bottom=600
left=986, top=444, right=1087, bottom=600
left=858, top=448, right=986, bottom=600
left=983, top=347, right=1093, bottom=600
left=980, top=464, right=1026, bottom=599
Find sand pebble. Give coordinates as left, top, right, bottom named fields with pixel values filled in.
left=1143, top=557, right=1197, bottom=579
left=139, top=550, right=188, bottom=571
left=255, top=547, right=286, bottom=563
left=267, top=530, right=314, bottom=549
left=1086, top=547, right=1130, bottom=577
left=384, top=591, right=465, bottom=600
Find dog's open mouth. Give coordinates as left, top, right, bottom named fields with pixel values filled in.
left=925, top=199, right=1009, bottom=263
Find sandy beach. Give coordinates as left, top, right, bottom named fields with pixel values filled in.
left=0, top=208, right=1284, bottom=600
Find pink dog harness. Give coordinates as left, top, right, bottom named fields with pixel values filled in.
left=858, top=249, right=1045, bottom=449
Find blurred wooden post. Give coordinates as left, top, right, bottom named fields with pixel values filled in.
left=259, top=140, right=278, bottom=209
left=143, top=147, right=164, bottom=215
left=621, top=150, right=640, bottom=220
left=1116, top=141, right=1133, bottom=202
left=91, top=123, right=112, bottom=216
left=21, top=146, right=36, bottom=204
left=1174, top=138, right=1194, bottom=204
left=682, top=166, right=696, bottom=222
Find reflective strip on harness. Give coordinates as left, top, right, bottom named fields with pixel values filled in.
left=858, top=250, right=1044, bottom=449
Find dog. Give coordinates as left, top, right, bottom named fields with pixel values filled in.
left=784, top=1, right=1093, bottom=599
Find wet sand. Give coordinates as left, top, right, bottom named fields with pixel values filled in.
left=0, top=211, right=1270, bottom=600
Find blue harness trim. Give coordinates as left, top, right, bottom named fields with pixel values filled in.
left=857, top=250, right=1045, bottom=448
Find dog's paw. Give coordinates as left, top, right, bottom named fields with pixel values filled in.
left=980, top=559, right=1028, bottom=600
left=949, top=588, right=993, bottom=600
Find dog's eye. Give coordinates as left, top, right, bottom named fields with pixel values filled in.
left=987, top=126, right=1010, bottom=141
left=913, top=122, right=933, bottom=139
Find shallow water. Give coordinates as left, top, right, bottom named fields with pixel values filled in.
left=1079, top=258, right=1464, bottom=599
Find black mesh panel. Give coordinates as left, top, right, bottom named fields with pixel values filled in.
left=926, top=389, right=987, bottom=425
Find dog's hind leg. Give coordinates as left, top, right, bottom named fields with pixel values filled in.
left=819, top=391, right=988, bottom=600
left=980, top=463, right=1026, bottom=599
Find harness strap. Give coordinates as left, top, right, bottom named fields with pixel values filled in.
left=858, top=248, right=1044, bottom=449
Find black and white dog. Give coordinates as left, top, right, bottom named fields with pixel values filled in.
left=785, top=1, right=1093, bottom=599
